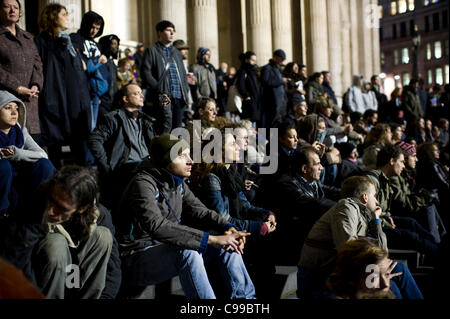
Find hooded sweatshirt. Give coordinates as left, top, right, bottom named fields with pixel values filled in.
left=71, top=11, right=105, bottom=60
left=0, top=90, right=48, bottom=162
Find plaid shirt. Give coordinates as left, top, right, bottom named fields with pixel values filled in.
left=161, top=44, right=182, bottom=99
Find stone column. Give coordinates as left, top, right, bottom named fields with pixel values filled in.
left=159, top=0, right=188, bottom=43
left=245, top=0, right=272, bottom=66
left=305, top=0, right=329, bottom=73
left=326, top=0, right=342, bottom=99
left=340, top=0, right=352, bottom=92
left=188, top=0, right=219, bottom=67
left=39, top=0, right=83, bottom=34
left=271, top=0, right=293, bottom=61
left=218, top=0, right=243, bottom=68
left=371, top=0, right=381, bottom=75
left=349, top=0, right=359, bottom=77
left=358, top=0, right=373, bottom=79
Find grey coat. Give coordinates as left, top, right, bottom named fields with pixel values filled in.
left=299, top=197, right=388, bottom=274
left=191, top=64, right=217, bottom=99
left=115, top=161, right=231, bottom=255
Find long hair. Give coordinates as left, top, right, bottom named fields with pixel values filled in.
left=38, top=3, right=66, bottom=38
left=365, top=123, right=391, bottom=147
left=47, top=165, right=99, bottom=241
left=327, top=239, right=394, bottom=299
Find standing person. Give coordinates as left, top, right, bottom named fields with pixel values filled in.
left=0, top=0, right=43, bottom=143
left=191, top=47, right=217, bottom=101
left=260, top=49, right=288, bottom=128
left=71, top=11, right=110, bottom=133
left=98, top=34, right=120, bottom=119
left=346, top=75, right=365, bottom=114
left=140, top=21, right=190, bottom=134
left=361, top=80, right=378, bottom=112
left=215, top=62, right=229, bottom=111
left=370, top=75, right=388, bottom=121
left=173, top=39, right=194, bottom=120
left=116, top=134, right=256, bottom=299
left=35, top=3, right=93, bottom=168
left=402, top=79, right=424, bottom=122
left=322, top=71, right=337, bottom=106
left=236, top=51, right=261, bottom=125
left=133, top=44, right=145, bottom=71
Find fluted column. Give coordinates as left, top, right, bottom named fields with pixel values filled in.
left=246, top=0, right=272, bottom=65
left=349, top=0, right=359, bottom=77
left=305, top=0, right=329, bottom=73
left=39, top=0, right=83, bottom=34
left=358, top=0, right=373, bottom=79
left=159, top=0, right=188, bottom=43
left=218, top=0, right=243, bottom=68
left=188, top=0, right=219, bottom=67
left=371, top=0, right=381, bottom=75
left=271, top=0, right=292, bottom=61
left=327, top=0, right=342, bottom=99
left=340, top=0, right=352, bottom=92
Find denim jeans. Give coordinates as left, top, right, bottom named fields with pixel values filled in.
left=122, top=243, right=256, bottom=299
left=0, top=158, right=55, bottom=212
left=91, top=96, right=100, bottom=131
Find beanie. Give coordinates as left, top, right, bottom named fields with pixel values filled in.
left=395, top=141, right=416, bottom=158
left=290, top=93, right=306, bottom=109
left=149, top=134, right=190, bottom=168
left=335, top=142, right=356, bottom=159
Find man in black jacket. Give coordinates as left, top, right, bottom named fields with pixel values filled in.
left=140, top=20, right=190, bottom=134
left=0, top=165, right=121, bottom=299
left=88, top=83, right=155, bottom=208
left=116, top=134, right=255, bottom=299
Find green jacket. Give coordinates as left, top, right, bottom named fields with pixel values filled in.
left=365, top=169, right=394, bottom=228
left=402, top=86, right=423, bottom=121
left=389, top=172, right=434, bottom=215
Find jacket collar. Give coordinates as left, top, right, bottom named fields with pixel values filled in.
left=0, top=24, right=30, bottom=39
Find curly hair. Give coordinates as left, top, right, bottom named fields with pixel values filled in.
left=365, top=123, right=391, bottom=147
left=38, top=3, right=66, bottom=38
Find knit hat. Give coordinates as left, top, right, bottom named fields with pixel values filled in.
left=273, top=49, right=286, bottom=61
left=396, top=141, right=416, bottom=158
left=149, top=134, right=190, bottom=168
left=335, top=142, right=356, bottom=159
left=196, top=47, right=210, bottom=65
left=290, top=93, right=306, bottom=108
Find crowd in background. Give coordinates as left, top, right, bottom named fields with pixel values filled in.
left=0, top=0, right=449, bottom=300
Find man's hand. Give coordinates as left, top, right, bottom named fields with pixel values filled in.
left=342, top=123, right=353, bottom=134
left=159, top=94, right=171, bottom=107
left=266, top=214, right=277, bottom=233
left=388, top=217, right=397, bottom=229
left=328, top=147, right=341, bottom=164
left=312, top=141, right=326, bottom=158
left=244, top=180, right=254, bottom=191
left=371, top=206, right=382, bottom=220
left=209, top=229, right=251, bottom=254
left=98, top=55, right=108, bottom=64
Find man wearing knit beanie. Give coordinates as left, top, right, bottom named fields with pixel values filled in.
left=115, top=133, right=256, bottom=299
left=395, top=141, right=416, bottom=159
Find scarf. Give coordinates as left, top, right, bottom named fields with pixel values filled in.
left=0, top=125, right=24, bottom=149
left=58, top=30, right=77, bottom=57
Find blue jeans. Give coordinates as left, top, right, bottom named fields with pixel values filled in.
left=0, top=158, right=55, bottom=211
left=122, top=243, right=256, bottom=299
left=389, top=261, right=424, bottom=299
left=91, top=96, right=100, bottom=131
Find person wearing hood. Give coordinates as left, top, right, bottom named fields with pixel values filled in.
left=35, top=3, right=93, bottom=168
left=140, top=21, right=190, bottom=134
left=98, top=34, right=120, bottom=119
left=115, top=133, right=256, bottom=299
left=361, top=80, right=378, bottom=112
left=70, top=11, right=111, bottom=132
left=236, top=51, right=262, bottom=124
left=260, top=49, right=288, bottom=128
left=0, top=0, right=43, bottom=141
left=346, top=75, right=366, bottom=114
left=0, top=90, right=55, bottom=218
left=191, top=47, right=217, bottom=101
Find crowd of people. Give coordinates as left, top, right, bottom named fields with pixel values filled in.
left=0, top=0, right=449, bottom=300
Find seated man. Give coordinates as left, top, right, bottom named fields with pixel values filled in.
left=365, top=144, right=440, bottom=257
left=116, top=134, right=255, bottom=299
left=272, top=146, right=340, bottom=264
left=297, top=176, right=423, bottom=299
left=88, top=83, right=156, bottom=207
left=1, top=165, right=121, bottom=299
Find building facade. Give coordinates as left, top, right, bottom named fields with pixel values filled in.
left=379, top=0, right=449, bottom=96
left=20, top=0, right=383, bottom=100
